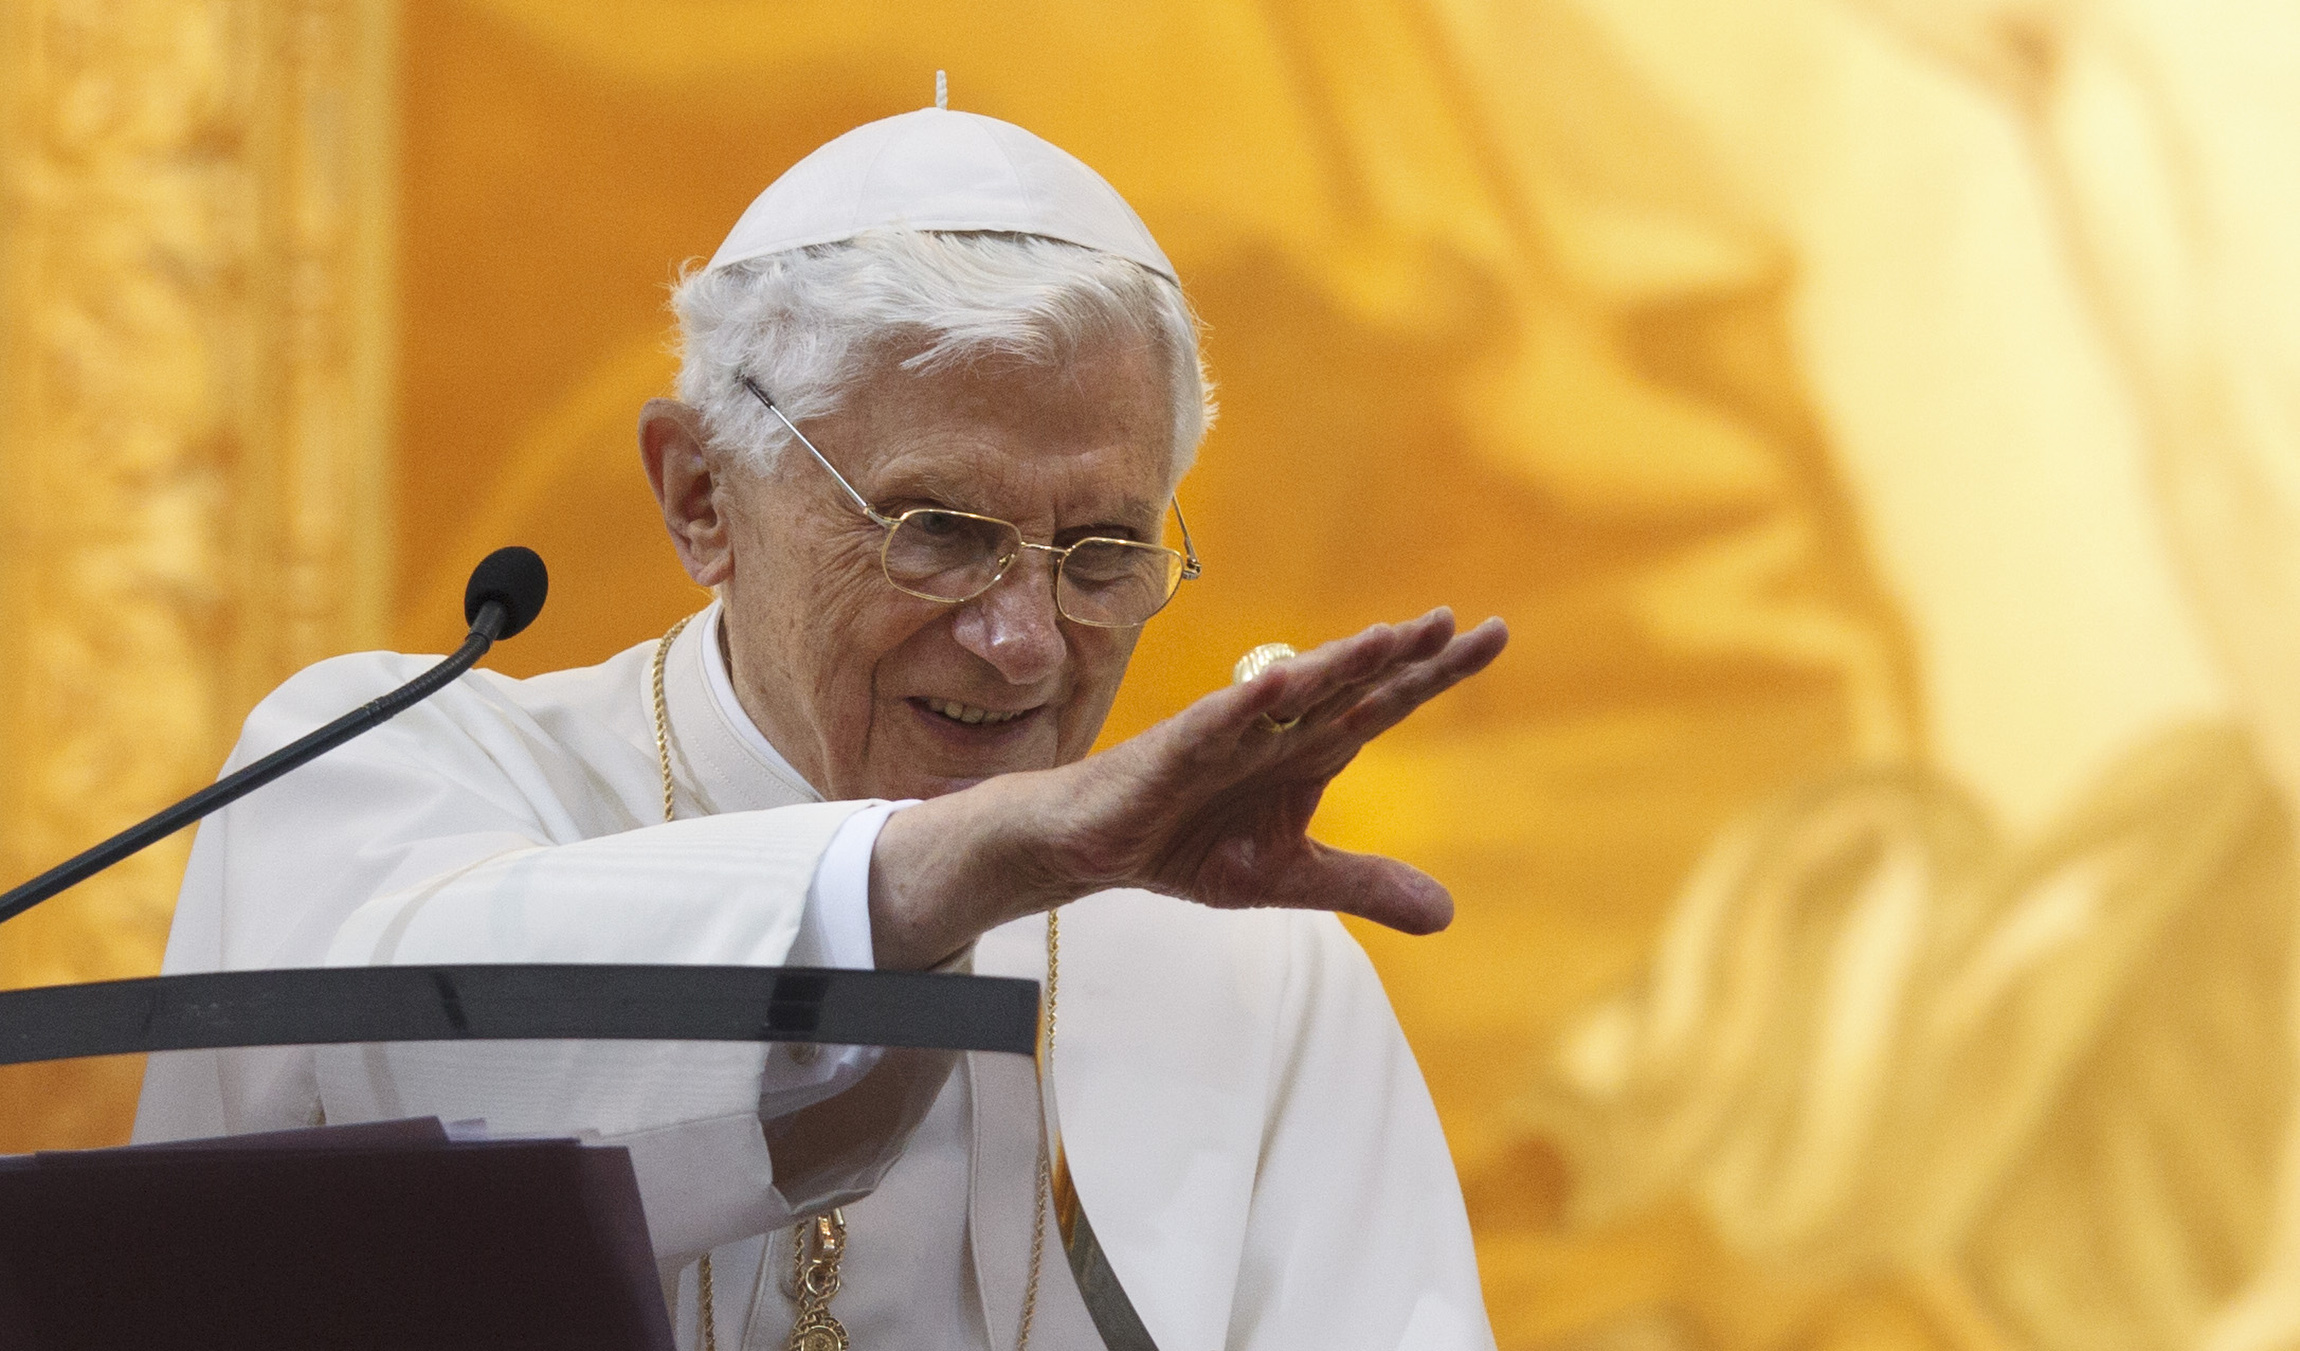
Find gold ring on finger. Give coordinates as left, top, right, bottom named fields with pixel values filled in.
left=1233, top=642, right=1303, bottom=735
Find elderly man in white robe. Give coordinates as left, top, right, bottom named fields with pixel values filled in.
left=135, top=105, right=1508, bottom=1351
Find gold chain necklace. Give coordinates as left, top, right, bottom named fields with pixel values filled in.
left=650, top=615, right=1057, bottom=1351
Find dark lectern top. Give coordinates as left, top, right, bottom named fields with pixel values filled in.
left=0, top=963, right=1042, bottom=1068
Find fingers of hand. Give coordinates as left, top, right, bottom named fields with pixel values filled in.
left=1169, top=609, right=1481, bottom=759
left=1247, top=608, right=1457, bottom=737
left=1268, top=845, right=1454, bottom=935
left=1293, top=609, right=1459, bottom=730
left=1331, top=617, right=1509, bottom=744
left=1211, top=624, right=1395, bottom=739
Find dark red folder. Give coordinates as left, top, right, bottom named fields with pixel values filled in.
left=0, top=1118, right=672, bottom=1351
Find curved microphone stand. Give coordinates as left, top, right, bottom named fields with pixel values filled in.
left=0, top=546, right=550, bottom=928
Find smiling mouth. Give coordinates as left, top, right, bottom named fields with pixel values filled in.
left=914, top=697, right=1034, bottom=727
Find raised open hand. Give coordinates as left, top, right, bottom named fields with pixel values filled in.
left=1046, top=608, right=1508, bottom=933
left=869, top=609, right=1508, bottom=967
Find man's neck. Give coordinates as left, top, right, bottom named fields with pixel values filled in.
left=700, top=602, right=820, bottom=797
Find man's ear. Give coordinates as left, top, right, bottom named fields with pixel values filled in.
left=638, top=398, right=735, bottom=587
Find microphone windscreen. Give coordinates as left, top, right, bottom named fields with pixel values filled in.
left=463, top=547, right=550, bottom=639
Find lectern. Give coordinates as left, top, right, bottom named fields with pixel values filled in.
left=0, top=963, right=1157, bottom=1351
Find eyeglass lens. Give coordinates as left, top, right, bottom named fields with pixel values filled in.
left=882, top=511, right=1016, bottom=598
left=881, top=510, right=1184, bottom=627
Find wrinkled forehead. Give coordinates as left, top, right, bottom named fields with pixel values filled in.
left=824, top=338, right=1179, bottom=527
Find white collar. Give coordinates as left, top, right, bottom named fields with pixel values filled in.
left=697, top=600, right=821, bottom=801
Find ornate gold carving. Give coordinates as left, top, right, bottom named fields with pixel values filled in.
left=0, top=0, right=395, bottom=1147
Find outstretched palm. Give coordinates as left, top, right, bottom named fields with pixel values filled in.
left=871, top=608, right=1508, bottom=967
left=1046, top=608, right=1509, bottom=934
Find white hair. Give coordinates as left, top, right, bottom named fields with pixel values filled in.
left=670, top=229, right=1214, bottom=479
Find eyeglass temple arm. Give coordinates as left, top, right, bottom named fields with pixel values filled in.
left=1171, top=498, right=1203, bottom=580
left=740, top=376, right=891, bottom=524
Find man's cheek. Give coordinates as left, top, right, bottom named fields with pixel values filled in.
left=820, top=561, right=886, bottom=620
left=804, top=567, right=900, bottom=657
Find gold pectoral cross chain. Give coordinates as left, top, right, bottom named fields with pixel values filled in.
left=650, top=615, right=1057, bottom=1351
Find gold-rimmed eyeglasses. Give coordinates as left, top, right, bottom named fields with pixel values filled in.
left=740, top=376, right=1203, bottom=629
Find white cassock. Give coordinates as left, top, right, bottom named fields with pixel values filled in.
left=134, top=601, right=1495, bottom=1350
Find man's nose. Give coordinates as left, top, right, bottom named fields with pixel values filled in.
left=951, top=551, right=1066, bottom=684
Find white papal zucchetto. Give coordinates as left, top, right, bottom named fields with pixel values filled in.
left=705, top=105, right=1177, bottom=283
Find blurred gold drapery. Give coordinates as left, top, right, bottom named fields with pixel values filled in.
left=1533, top=8, right=2300, bottom=1351
left=0, top=0, right=395, bottom=1145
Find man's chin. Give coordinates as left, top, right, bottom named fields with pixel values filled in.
left=876, top=702, right=1063, bottom=798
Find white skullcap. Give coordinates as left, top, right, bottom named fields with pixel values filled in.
left=706, top=107, right=1176, bottom=283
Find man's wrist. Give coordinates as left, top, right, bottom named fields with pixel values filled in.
left=866, top=770, right=1077, bottom=969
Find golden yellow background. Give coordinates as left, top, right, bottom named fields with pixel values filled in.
left=8, top=3, right=2300, bottom=1351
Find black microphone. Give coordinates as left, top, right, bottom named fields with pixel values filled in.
left=0, top=547, right=550, bottom=927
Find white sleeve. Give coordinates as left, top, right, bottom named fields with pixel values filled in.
left=310, top=799, right=872, bottom=1268
left=756, top=799, right=919, bottom=1110
left=130, top=655, right=925, bottom=1267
